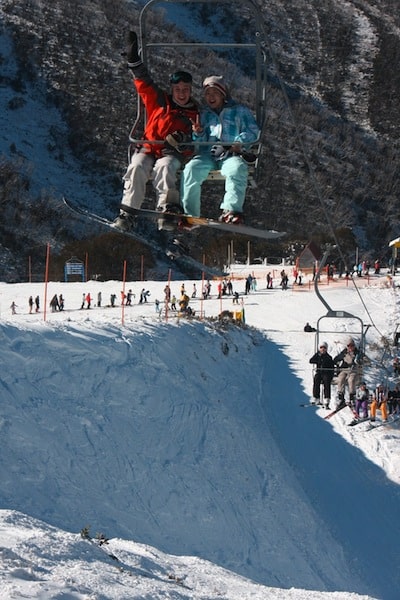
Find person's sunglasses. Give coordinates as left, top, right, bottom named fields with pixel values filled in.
left=170, top=71, right=192, bottom=84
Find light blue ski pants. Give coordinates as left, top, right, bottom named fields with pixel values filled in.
left=180, top=154, right=249, bottom=217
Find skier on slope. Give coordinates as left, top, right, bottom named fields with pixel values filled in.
left=309, top=341, right=334, bottom=409
left=113, top=31, right=199, bottom=232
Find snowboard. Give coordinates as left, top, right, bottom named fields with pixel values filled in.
left=63, top=198, right=227, bottom=277
left=120, top=204, right=286, bottom=241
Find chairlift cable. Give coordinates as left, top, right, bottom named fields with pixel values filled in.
left=260, top=30, right=384, bottom=337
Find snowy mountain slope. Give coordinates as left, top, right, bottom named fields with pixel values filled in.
left=0, top=28, right=111, bottom=220
left=0, top=274, right=399, bottom=599
left=0, top=512, right=374, bottom=600
left=2, top=0, right=400, bottom=278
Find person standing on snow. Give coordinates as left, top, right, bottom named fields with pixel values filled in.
left=309, top=341, right=334, bottom=408
left=49, top=294, right=59, bottom=312
left=113, top=31, right=199, bottom=232
left=180, top=75, right=260, bottom=224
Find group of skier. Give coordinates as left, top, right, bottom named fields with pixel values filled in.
left=309, top=337, right=399, bottom=422
left=113, top=30, right=260, bottom=232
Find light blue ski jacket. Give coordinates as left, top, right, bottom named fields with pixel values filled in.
left=194, top=99, right=260, bottom=151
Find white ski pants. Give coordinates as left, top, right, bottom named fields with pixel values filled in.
left=121, top=151, right=181, bottom=209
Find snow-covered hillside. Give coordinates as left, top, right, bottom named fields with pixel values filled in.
left=0, top=270, right=399, bottom=599
left=2, top=0, right=400, bottom=277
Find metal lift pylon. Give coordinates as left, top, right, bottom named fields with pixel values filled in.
left=314, top=246, right=369, bottom=355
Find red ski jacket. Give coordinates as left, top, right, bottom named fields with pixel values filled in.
left=133, top=67, right=198, bottom=160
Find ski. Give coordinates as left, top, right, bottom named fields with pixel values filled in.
left=324, top=403, right=356, bottom=420
left=347, top=416, right=370, bottom=427
left=120, top=204, right=286, bottom=241
left=366, top=414, right=400, bottom=431
left=80, top=527, right=192, bottom=589
left=299, top=402, right=324, bottom=408
left=63, top=198, right=227, bottom=277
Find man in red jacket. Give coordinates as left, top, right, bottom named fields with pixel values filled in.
left=113, top=32, right=199, bottom=231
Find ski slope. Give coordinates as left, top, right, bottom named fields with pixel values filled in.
left=0, top=269, right=399, bottom=599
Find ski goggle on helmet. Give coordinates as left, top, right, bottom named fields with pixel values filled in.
left=170, top=71, right=192, bottom=84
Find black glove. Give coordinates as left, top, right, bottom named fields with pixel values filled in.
left=123, top=31, right=141, bottom=67
left=240, top=149, right=258, bottom=164
left=165, top=130, right=187, bottom=150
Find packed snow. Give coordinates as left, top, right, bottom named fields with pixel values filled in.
left=1, top=8, right=399, bottom=599
left=0, top=266, right=399, bottom=600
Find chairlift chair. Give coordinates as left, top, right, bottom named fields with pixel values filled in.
left=128, top=0, right=269, bottom=188
left=312, top=247, right=371, bottom=397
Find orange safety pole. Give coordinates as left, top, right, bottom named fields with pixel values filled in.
left=43, top=243, right=50, bottom=322
left=85, top=252, right=89, bottom=282
left=121, top=260, right=127, bottom=325
left=200, top=257, right=205, bottom=318
left=164, top=268, right=172, bottom=322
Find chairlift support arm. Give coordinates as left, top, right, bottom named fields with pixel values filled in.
left=314, top=246, right=367, bottom=354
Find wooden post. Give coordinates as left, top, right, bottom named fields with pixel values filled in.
left=43, top=243, right=50, bottom=322
left=121, top=260, right=127, bottom=325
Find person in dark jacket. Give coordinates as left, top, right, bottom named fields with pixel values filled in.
left=309, top=341, right=335, bottom=408
left=113, top=31, right=199, bottom=232
left=333, top=337, right=362, bottom=409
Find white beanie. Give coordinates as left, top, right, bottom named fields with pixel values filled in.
left=203, top=75, right=227, bottom=97
left=320, top=341, right=328, bottom=349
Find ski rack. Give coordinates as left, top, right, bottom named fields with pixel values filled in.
left=314, top=246, right=368, bottom=355
left=128, top=0, right=269, bottom=187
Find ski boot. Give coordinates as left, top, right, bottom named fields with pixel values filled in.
left=218, top=210, right=244, bottom=225
left=157, top=202, right=183, bottom=231
left=112, top=210, right=135, bottom=232
left=336, top=393, right=346, bottom=411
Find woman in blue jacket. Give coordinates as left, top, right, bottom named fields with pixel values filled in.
left=181, top=75, right=260, bottom=223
